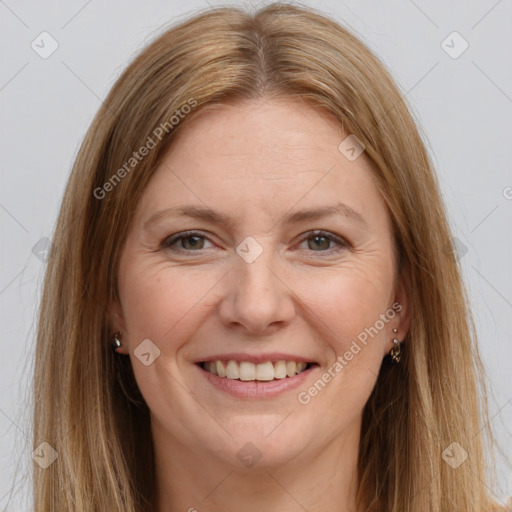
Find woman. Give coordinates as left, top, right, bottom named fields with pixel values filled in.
left=33, top=3, right=505, bottom=511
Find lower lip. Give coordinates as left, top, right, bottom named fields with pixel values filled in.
left=196, top=363, right=318, bottom=399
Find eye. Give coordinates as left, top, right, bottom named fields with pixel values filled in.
left=161, top=231, right=214, bottom=252
left=296, top=230, right=349, bottom=253
left=160, top=229, right=349, bottom=255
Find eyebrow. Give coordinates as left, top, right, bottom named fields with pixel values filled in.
left=143, top=201, right=367, bottom=231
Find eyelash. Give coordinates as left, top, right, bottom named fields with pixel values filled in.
left=160, top=230, right=349, bottom=255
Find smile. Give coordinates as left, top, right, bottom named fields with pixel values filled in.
left=196, top=359, right=320, bottom=399
left=199, top=360, right=316, bottom=381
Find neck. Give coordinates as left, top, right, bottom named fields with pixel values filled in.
left=152, top=416, right=362, bottom=512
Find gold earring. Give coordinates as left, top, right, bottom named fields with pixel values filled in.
left=390, top=328, right=402, bottom=364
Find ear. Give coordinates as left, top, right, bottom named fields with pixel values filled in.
left=107, top=298, right=128, bottom=354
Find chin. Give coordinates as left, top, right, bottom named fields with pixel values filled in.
left=202, top=419, right=313, bottom=469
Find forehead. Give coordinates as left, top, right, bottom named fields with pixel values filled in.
left=135, top=98, right=388, bottom=229
left=167, top=98, right=345, bottom=171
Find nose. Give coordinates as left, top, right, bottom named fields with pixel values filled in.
left=218, top=246, right=296, bottom=335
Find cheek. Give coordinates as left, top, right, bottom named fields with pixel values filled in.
left=296, top=260, right=395, bottom=354
left=117, top=263, right=217, bottom=426
left=118, top=261, right=222, bottom=346
left=293, top=267, right=394, bottom=432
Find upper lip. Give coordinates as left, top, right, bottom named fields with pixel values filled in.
left=194, top=352, right=318, bottom=365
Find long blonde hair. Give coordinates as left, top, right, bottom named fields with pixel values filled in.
left=33, top=3, right=501, bottom=511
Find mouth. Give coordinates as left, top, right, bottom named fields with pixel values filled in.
left=196, top=360, right=319, bottom=382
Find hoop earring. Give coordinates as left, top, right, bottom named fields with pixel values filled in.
left=112, top=332, right=122, bottom=354
left=389, top=328, right=402, bottom=364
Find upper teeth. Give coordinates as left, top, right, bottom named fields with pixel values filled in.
left=203, top=360, right=308, bottom=381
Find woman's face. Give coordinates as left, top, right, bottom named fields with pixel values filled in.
left=111, top=98, right=409, bottom=470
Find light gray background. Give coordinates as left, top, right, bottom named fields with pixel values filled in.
left=1, top=0, right=511, bottom=509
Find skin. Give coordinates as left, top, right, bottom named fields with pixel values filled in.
left=110, top=97, right=410, bottom=512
